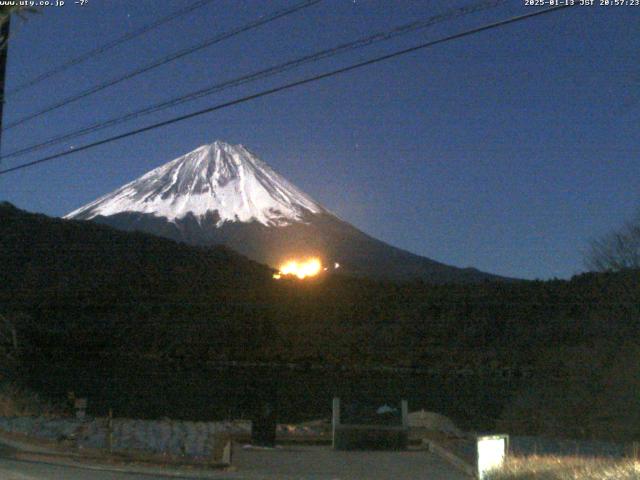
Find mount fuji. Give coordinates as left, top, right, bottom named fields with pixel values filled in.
left=66, top=141, right=504, bottom=283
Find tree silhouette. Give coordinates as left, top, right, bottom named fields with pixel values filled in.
left=587, top=208, right=640, bottom=272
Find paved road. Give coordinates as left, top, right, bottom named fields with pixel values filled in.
left=233, top=445, right=468, bottom=479
left=0, top=445, right=467, bottom=479
left=0, top=444, right=217, bottom=480
left=0, top=458, right=201, bottom=480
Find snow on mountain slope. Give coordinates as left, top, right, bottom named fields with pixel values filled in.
left=65, top=141, right=327, bottom=227
left=65, top=140, right=509, bottom=283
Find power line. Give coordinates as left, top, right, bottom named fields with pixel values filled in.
left=0, top=0, right=508, bottom=162
left=0, top=5, right=574, bottom=177
left=0, top=13, right=10, bottom=155
left=4, top=0, right=217, bottom=99
left=1, top=0, right=322, bottom=131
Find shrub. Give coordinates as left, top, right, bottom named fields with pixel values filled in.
left=486, top=455, right=640, bottom=480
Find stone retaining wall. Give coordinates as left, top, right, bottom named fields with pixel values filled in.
left=0, top=416, right=249, bottom=458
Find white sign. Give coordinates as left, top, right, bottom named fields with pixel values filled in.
left=477, top=435, right=508, bottom=479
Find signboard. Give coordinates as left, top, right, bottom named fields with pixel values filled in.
left=477, top=434, right=508, bottom=479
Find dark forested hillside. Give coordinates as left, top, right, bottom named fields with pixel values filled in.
left=0, top=201, right=279, bottom=363
left=2, top=202, right=640, bottom=439
left=4, top=201, right=638, bottom=368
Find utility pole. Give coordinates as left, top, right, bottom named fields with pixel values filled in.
left=0, top=13, right=10, bottom=158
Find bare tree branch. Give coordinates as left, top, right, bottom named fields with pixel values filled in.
left=586, top=208, right=640, bottom=272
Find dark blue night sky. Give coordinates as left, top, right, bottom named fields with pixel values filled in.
left=0, top=0, right=637, bottom=279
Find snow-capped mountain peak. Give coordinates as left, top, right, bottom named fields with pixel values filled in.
left=65, top=141, right=327, bottom=226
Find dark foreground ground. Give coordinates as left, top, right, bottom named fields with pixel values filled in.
left=0, top=444, right=467, bottom=479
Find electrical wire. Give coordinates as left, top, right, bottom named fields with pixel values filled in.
left=0, top=0, right=509, bottom=162
left=1, top=0, right=323, bottom=131
left=4, top=0, right=217, bottom=98
left=0, top=5, right=574, bottom=177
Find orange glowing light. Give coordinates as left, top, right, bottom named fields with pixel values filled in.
left=273, top=258, right=322, bottom=279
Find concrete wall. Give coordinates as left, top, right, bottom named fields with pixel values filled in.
left=333, top=425, right=408, bottom=450
left=0, top=416, right=249, bottom=458
left=331, top=397, right=409, bottom=451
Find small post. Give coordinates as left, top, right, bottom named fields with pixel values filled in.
left=400, top=400, right=408, bottom=428
left=74, top=398, right=87, bottom=420
left=630, top=441, right=639, bottom=459
left=221, top=435, right=233, bottom=465
left=107, top=408, right=113, bottom=453
left=332, top=397, right=340, bottom=449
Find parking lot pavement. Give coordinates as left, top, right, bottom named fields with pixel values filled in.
left=233, top=445, right=469, bottom=479
left=0, top=444, right=467, bottom=479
